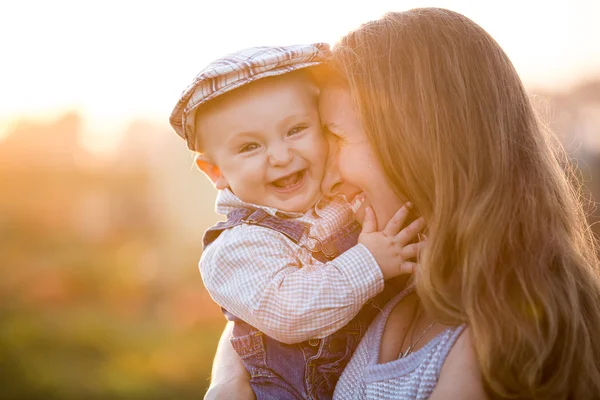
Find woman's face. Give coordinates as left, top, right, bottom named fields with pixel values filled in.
left=319, top=85, right=403, bottom=228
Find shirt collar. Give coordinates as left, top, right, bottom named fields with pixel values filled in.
left=215, top=189, right=306, bottom=218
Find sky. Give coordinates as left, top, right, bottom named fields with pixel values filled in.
left=1, top=0, right=599, bottom=154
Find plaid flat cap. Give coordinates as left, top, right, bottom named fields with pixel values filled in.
left=169, top=43, right=332, bottom=150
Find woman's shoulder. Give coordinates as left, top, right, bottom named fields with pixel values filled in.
left=429, top=328, right=487, bottom=400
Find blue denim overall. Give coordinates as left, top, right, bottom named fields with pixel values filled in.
left=203, top=207, right=399, bottom=400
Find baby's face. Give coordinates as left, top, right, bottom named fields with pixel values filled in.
left=198, top=74, right=328, bottom=213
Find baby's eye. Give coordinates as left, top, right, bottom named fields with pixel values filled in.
left=288, top=124, right=308, bottom=136
left=239, top=143, right=260, bottom=153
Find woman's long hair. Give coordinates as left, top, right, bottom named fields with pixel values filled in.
left=331, top=8, right=600, bottom=399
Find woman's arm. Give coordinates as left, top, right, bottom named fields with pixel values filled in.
left=204, top=322, right=254, bottom=400
left=429, top=328, right=487, bottom=400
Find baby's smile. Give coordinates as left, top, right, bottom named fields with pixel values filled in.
left=269, top=169, right=307, bottom=193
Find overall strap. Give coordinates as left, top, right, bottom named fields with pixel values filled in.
left=311, top=219, right=361, bottom=263
left=202, top=207, right=308, bottom=249
left=202, top=208, right=252, bottom=248
left=244, top=209, right=307, bottom=244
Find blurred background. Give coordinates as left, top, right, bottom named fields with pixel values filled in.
left=1, top=0, right=599, bottom=398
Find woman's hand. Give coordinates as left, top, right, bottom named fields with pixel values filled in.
left=359, top=202, right=426, bottom=280
left=204, top=322, right=254, bottom=400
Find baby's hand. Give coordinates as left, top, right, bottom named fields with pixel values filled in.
left=358, top=203, right=426, bottom=280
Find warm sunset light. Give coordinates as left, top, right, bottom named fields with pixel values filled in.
left=2, top=0, right=599, bottom=155
left=2, top=1, right=600, bottom=399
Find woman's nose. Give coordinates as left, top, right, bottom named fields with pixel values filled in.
left=322, top=170, right=343, bottom=197
left=321, top=145, right=343, bottom=196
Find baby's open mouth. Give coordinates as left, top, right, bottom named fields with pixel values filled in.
left=270, top=170, right=306, bottom=191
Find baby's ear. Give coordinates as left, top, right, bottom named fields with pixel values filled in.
left=195, top=154, right=229, bottom=190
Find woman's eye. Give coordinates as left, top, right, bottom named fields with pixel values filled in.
left=239, top=143, right=260, bottom=153
left=323, top=126, right=341, bottom=140
left=288, top=125, right=308, bottom=136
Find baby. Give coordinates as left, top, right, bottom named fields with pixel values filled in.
left=169, top=43, right=423, bottom=400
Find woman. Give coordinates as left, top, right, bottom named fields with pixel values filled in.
left=206, top=8, right=600, bottom=399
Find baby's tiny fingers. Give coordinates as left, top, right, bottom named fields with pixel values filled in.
left=383, top=202, right=411, bottom=237
left=399, top=261, right=418, bottom=275
left=400, top=240, right=427, bottom=260
left=397, top=217, right=426, bottom=244
left=361, top=206, right=378, bottom=234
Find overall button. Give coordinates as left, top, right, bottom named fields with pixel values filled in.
left=321, top=242, right=338, bottom=258
left=328, top=337, right=344, bottom=354
left=308, top=338, right=320, bottom=347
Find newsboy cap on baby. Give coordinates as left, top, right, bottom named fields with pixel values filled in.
left=169, top=43, right=332, bottom=150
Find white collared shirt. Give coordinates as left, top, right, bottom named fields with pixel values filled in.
left=200, top=189, right=384, bottom=344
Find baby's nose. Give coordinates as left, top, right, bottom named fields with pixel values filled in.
left=268, top=144, right=293, bottom=166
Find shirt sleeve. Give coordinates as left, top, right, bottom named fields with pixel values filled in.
left=200, top=224, right=384, bottom=344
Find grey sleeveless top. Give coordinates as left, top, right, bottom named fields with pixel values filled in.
left=333, top=288, right=466, bottom=399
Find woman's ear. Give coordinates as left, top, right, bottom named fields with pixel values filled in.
left=195, top=154, right=229, bottom=190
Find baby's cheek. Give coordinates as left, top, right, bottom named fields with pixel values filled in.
left=314, top=132, right=330, bottom=153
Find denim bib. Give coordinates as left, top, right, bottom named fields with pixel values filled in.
left=204, top=207, right=397, bottom=400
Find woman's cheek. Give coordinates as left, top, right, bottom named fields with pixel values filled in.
left=336, top=148, right=351, bottom=181
left=341, top=151, right=364, bottom=187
